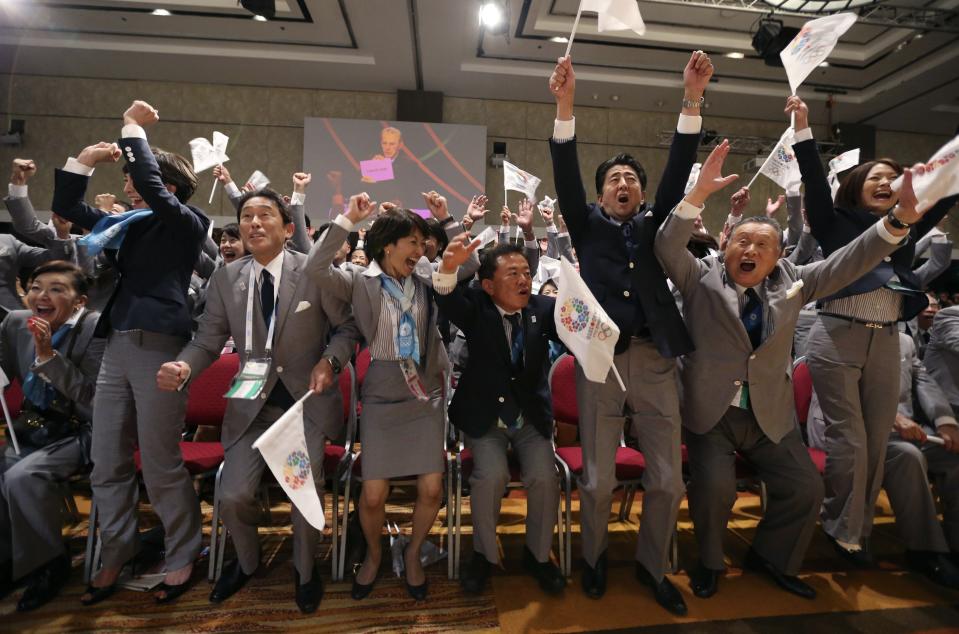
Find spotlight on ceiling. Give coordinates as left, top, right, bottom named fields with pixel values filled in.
left=239, top=0, right=275, bottom=20
left=751, top=18, right=800, bottom=67
left=479, top=2, right=508, bottom=35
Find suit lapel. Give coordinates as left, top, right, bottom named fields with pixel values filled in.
left=234, top=259, right=254, bottom=355
left=363, top=274, right=383, bottom=341
left=485, top=297, right=512, bottom=367
left=716, top=267, right=752, bottom=350
left=272, top=252, right=299, bottom=342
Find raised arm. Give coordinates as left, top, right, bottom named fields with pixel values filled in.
left=788, top=96, right=837, bottom=241
left=29, top=311, right=105, bottom=419
left=304, top=193, right=372, bottom=300
left=515, top=197, right=540, bottom=277
left=548, top=56, right=589, bottom=239
left=6, top=159, right=60, bottom=246
left=431, top=233, right=482, bottom=334
left=424, top=190, right=481, bottom=281
left=783, top=193, right=803, bottom=249
left=913, top=239, right=952, bottom=289
left=288, top=172, right=313, bottom=254
left=51, top=142, right=119, bottom=230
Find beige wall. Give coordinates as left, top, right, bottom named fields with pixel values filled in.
left=1, top=73, right=953, bottom=236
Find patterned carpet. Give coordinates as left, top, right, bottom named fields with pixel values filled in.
left=3, top=485, right=959, bottom=633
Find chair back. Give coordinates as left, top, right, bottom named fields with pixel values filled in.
left=548, top=354, right=579, bottom=426
left=3, top=379, right=23, bottom=419
left=185, top=353, right=240, bottom=428
left=792, top=357, right=813, bottom=426
left=355, top=348, right=372, bottom=389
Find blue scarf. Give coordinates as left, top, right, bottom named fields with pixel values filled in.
left=78, top=208, right=153, bottom=256
left=22, top=324, right=73, bottom=410
left=380, top=274, right=420, bottom=364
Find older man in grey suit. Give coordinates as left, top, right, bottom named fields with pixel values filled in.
left=158, top=188, right=359, bottom=613
left=924, top=305, right=959, bottom=418
left=654, top=141, right=922, bottom=600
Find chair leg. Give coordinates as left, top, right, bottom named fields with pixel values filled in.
left=759, top=480, right=769, bottom=515
left=83, top=500, right=99, bottom=584
left=556, top=493, right=565, bottom=576
left=618, top=486, right=631, bottom=522
left=61, top=482, right=80, bottom=526
left=331, top=468, right=341, bottom=582
left=337, top=469, right=354, bottom=582
left=454, top=458, right=463, bottom=580
left=447, top=460, right=455, bottom=580
left=209, top=464, right=224, bottom=583
left=669, top=528, right=679, bottom=574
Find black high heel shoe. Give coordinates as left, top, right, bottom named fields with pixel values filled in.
left=403, top=546, right=428, bottom=601
left=351, top=563, right=379, bottom=600
left=80, top=582, right=117, bottom=606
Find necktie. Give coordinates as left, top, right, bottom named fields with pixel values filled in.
left=506, top=313, right=525, bottom=371
left=741, top=288, right=763, bottom=349
left=622, top=221, right=637, bottom=253
left=260, top=269, right=274, bottom=330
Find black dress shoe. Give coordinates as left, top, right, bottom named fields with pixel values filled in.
left=0, top=559, right=17, bottom=601
left=581, top=551, right=607, bottom=599
left=688, top=561, right=721, bottom=599
left=635, top=562, right=687, bottom=616
left=460, top=553, right=492, bottom=595
left=906, top=550, right=959, bottom=590
left=825, top=534, right=873, bottom=568
left=743, top=549, right=816, bottom=599
left=17, top=554, right=71, bottom=612
left=405, top=576, right=428, bottom=601
left=522, top=547, right=566, bottom=596
left=351, top=567, right=379, bottom=600
left=155, top=573, right=195, bottom=605
left=294, top=565, right=324, bottom=614
left=209, top=560, right=253, bottom=604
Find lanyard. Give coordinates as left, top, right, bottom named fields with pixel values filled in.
left=245, top=264, right=278, bottom=355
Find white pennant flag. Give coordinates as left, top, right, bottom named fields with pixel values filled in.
left=827, top=148, right=860, bottom=200
left=538, top=195, right=557, bottom=214
left=533, top=254, right=562, bottom=294
left=555, top=258, right=625, bottom=390
left=752, top=128, right=802, bottom=192
left=503, top=160, right=542, bottom=201
left=252, top=392, right=325, bottom=530
left=245, top=170, right=270, bottom=191
left=892, top=134, right=959, bottom=213
left=780, top=13, right=858, bottom=95
left=582, top=0, right=645, bottom=36
left=189, top=131, right=230, bottom=173
left=684, top=162, right=702, bottom=195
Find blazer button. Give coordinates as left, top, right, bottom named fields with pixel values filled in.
left=883, top=256, right=892, bottom=262
left=749, top=354, right=756, bottom=360
left=734, top=380, right=742, bottom=386
left=629, top=262, right=635, bottom=269
left=277, top=366, right=283, bottom=373
left=260, top=393, right=267, bottom=399
left=129, top=157, right=136, bottom=162
left=124, top=146, right=132, bottom=152
left=498, top=396, right=505, bottom=403
left=623, top=290, right=630, bottom=298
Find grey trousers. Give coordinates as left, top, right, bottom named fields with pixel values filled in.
left=0, top=434, right=87, bottom=578
left=884, top=433, right=959, bottom=553
left=466, top=423, right=558, bottom=565
left=807, top=315, right=899, bottom=544
left=219, top=404, right=326, bottom=581
left=90, top=330, right=201, bottom=571
left=686, top=408, right=824, bottom=575
left=575, top=336, right=684, bottom=580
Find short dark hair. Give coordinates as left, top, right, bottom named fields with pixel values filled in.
left=122, top=146, right=197, bottom=203
left=314, top=221, right=331, bottom=243
left=835, top=158, right=902, bottom=211
left=478, top=243, right=527, bottom=281
left=29, top=260, right=88, bottom=296
left=304, top=214, right=312, bottom=229
left=539, top=279, right=558, bottom=295
left=235, top=188, right=293, bottom=224
left=366, top=209, right=430, bottom=263
left=221, top=222, right=241, bottom=240
left=595, top=153, right=647, bottom=195
left=424, top=218, right=450, bottom=253
left=728, top=216, right=785, bottom=249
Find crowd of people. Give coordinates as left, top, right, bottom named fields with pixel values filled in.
left=0, top=49, right=957, bottom=620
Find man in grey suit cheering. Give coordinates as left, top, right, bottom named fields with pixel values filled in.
left=654, top=140, right=927, bottom=600
left=157, top=188, right=359, bottom=613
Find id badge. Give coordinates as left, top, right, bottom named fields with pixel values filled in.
left=225, top=357, right=272, bottom=399
left=399, top=358, right=429, bottom=402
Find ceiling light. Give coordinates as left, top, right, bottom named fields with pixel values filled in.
left=479, top=3, right=503, bottom=28
left=819, top=61, right=829, bottom=67
left=550, top=36, right=569, bottom=43
left=725, top=52, right=745, bottom=59
left=252, top=14, right=267, bottom=21
left=759, top=0, right=878, bottom=13
left=151, top=8, right=171, bottom=16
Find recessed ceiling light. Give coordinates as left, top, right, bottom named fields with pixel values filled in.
left=151, top=8, right=171, bottom=16
left=479, top=3, right=503, bottom=28
left=725, top=52, right=745, bottom=59
left=550, top=36, right=569, bottom=43
left=611, top=95, right=620, bottom=101
left=252, top=14, right=267, bottom=21
left=819, top=61, right=829, bottom=67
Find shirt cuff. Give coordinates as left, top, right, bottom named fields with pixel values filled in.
left=552, top=117, right=575, bottom=143
left=802, top=223, right=811, bottom=234
left=524, top=239, right=538, bottom=249
left=225, top=181, right=241, bottom=198
left=333, top=214, right=354, bottom=231
left=290, top=192, right=306, bottom=206
left=932, top=234, right=949, bottom=244
left=63, top=158, right=95, bottom=177
left=31, top=352, right=57, bottom=373
left=674, top=199, right=704, bottom=220
left=876, top=219, right=904, bottom=245
left=934, top=416, right=959, bottom=430
left=793, top=127, right=814, bottom=143
left=356, top=240, right=365, bottom=249
left=546, top=224, right=558, bottom=233
left=677, top=114, right=703, bottom=135
left=432, top=270, right=458, bottom=294
left=8, top=184, right=27, bottom=199
left=121, top=124, right=147, bottom=140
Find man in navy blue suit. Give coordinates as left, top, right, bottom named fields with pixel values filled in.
left=547, top=52, right=711, bottom=614
left=52, top=100, right=210, bottom=606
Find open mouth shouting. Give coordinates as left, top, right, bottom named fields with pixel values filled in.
left=740, top=260, right=756, bottom=273
left=33, top=303, right=56, bottom=319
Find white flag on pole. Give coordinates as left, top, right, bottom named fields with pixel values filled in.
left=780, top=13, right=858, bottom=95
left=503, top=160, right=542, bottom=202
left=533, top=254, right=562, bottom=293
left=827, top=148, right=860, bottom=200
left=555, top=258, right=625, bottom=390
left=189, top=131, right=230, bottom=173
left=754, top=128, right=802, bottom=192
left=245, top=170, right=270, bottom=191
left=252, top=392, right=325, bottom=530
left=891, top=134, right=959, bottom=213
left=582, top=0, right=646, bottom=36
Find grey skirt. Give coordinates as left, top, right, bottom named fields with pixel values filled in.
left=359, top=360, right=445, bottom=480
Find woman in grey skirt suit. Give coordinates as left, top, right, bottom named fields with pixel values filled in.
left=307, top=191, right=478, bottom=601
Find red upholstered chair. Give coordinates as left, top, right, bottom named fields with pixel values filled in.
left=793, top=357, right=826, bottom=474
left=3, top=378, right=24, bottom=420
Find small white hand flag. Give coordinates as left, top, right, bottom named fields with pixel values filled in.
left=503, top=160, right=542, bottom=202
left=780, top=13, right=857, bottom=95
left=189, top=131, right=230, bottom=173
left=891, top=134, right=959, bottom=213
left=581, top=0, right=645, bottom=36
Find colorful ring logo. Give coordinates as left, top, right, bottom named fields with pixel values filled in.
left=283, top=450, right=311, bottom=490
left=560, top=298, right=590, bottom=333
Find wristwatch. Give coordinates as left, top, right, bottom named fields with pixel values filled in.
left=886, top=207, right=910, bottom=229
left=439, top=216, right=457, bottom=227
left=325, top=356, right=342, bottom=374
left=682, top=96, right=705, bottom=110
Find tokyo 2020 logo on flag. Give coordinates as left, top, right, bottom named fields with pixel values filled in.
left=284, top=450, right=311, bottom=490
left=560, top=298, right=590, bottom=332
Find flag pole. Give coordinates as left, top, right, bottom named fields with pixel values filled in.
left=564, top=1, right=584, bottom=58
left=610, top=364, right=626, bottom=392
left=208, top=164, right=220, bottom=205
left=1, top=392, right=20, bottom=456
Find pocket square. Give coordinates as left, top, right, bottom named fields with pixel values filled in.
left=785, top=280, right=804, bottom=299
left=295, top=301, right=312, bottom=313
